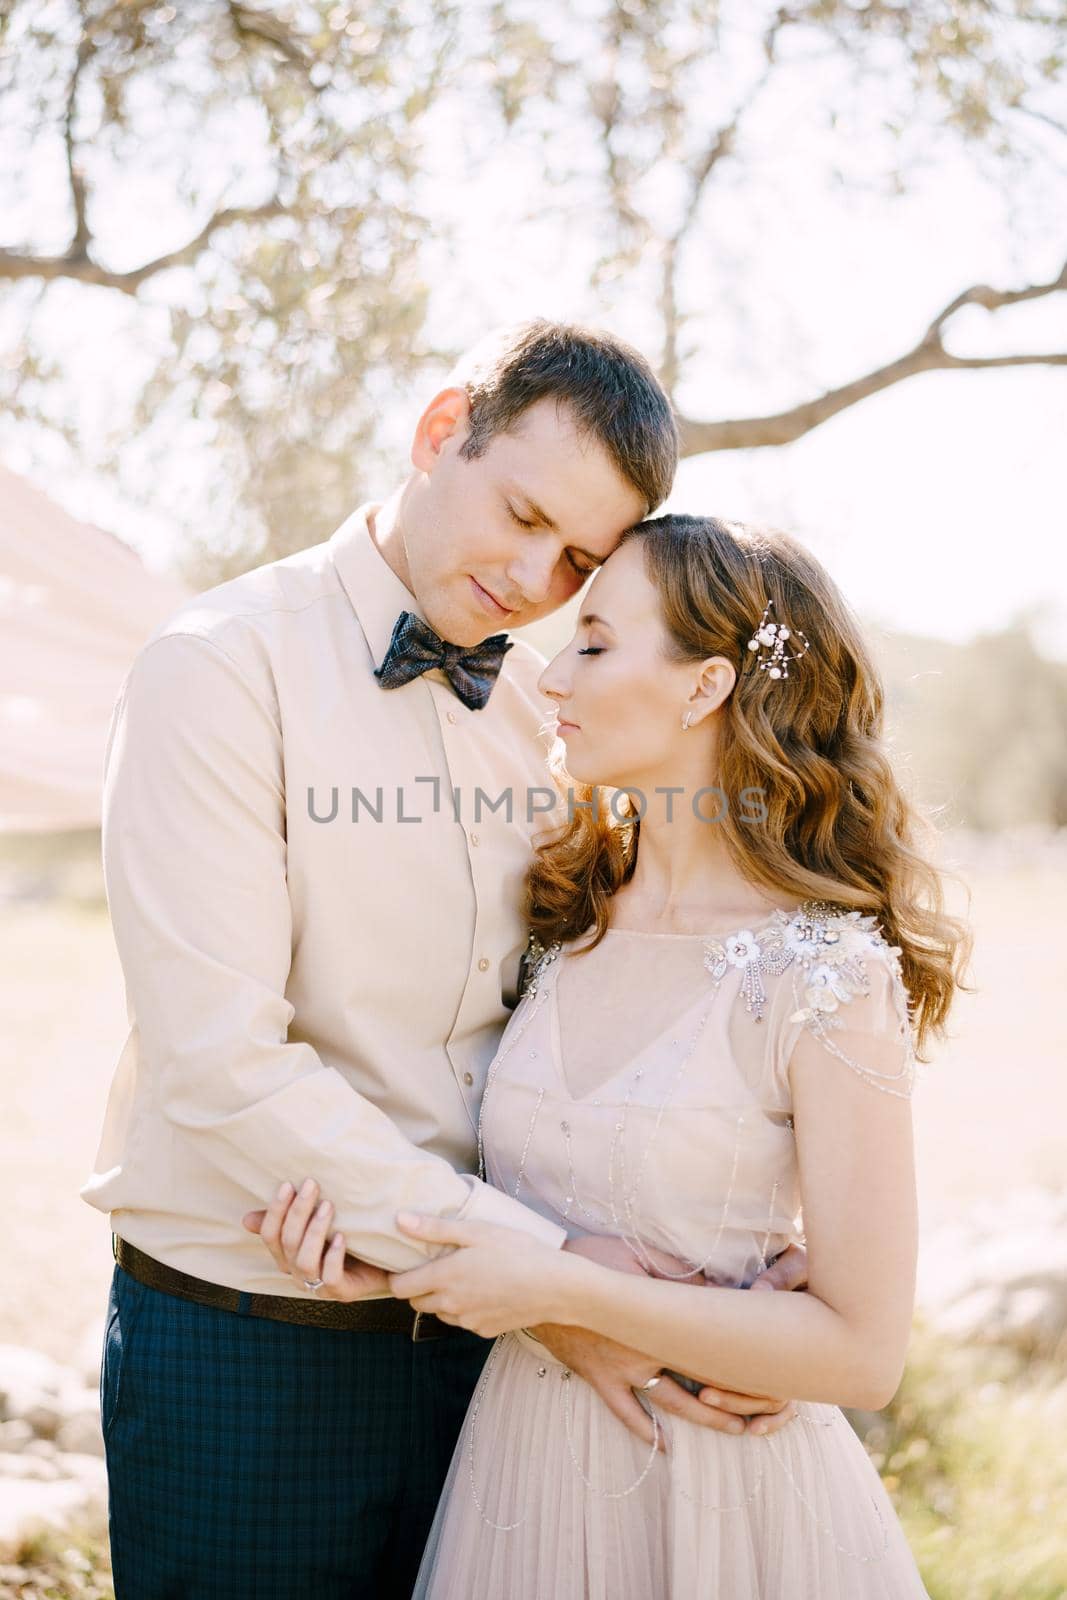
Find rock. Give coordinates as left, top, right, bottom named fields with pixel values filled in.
left=21, top=1400, right=63, bottom=1440
left=0, top=1473, right=107, bottom=1557
left=0, top=1345, right=67, bottom=1401
left=76, top=1316, right=107, bottom=1386
left=0, top=1439, right=108, bottom=1557
left=23, top=1439, right=58, bottom=1461
left=0, top=1451, right=61, bottom=1482
left=0, top=1419, right=33, bottom=1451
left=55, top=1405, right=104, bottom=1459
left=56, top=1452, right=107, bottom=1491
left=0, top=1343, right=106, bottom=1456
left=0, top=1343, right=91, bottom=1441
left=0, top=1347, right=111, bottom=1556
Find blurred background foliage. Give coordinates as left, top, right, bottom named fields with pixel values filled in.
left=879, top=622, right=1067, bottom=830
left=2, top=1, right=1065, bottom=832
left=2, top=0, right=1064, bottom=572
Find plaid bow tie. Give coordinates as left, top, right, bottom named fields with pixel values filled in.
left=373, top=610, right=514, bottom=711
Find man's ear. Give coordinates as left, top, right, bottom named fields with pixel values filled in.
left=411, top=387, right=472, bottom=474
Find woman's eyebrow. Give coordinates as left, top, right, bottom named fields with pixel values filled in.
left=578, top=612, right=616, bottom=632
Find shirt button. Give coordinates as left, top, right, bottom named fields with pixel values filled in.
left=447, top=711, right=457, bottom=724
left=478, top=957, right=490, bottom=972
left=470, top=833, right=479, bottom=847
left=463, top=1071, right=474, bottom=1086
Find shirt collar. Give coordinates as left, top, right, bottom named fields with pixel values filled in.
left=330, top=503, right=423, bottom=671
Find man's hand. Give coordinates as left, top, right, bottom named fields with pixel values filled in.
left=526, top=1323, right=707, bottom=1449
left=242, top=1179, right=391, bottom=1300
left=530, top=1236, right=810, bottom=1445
left=746, top=1240, right=809, bottom=1298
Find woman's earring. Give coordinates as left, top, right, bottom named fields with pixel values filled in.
left=681, top=711, right=693, bottom=731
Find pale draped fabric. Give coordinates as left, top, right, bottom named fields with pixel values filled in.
left=0, top=466, right=189, bottom=830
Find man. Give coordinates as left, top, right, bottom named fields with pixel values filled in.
left=84, top=320, right=806, bottom=1598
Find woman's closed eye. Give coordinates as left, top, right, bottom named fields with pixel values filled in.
left=577, top=647, right=604, bottom=656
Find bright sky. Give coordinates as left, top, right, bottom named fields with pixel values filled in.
left=2, top=16, right=1065, bottom=655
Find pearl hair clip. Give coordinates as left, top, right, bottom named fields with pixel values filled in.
left=746, top=599, right=810, bottom=681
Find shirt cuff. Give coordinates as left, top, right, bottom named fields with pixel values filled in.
left=457, top=1177, right=568, bottom=1250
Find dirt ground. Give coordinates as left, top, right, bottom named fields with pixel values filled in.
left=2, top=846, right=1065, bottom=1366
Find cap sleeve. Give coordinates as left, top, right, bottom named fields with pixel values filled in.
left=771, top=917, right=917, bottom=1104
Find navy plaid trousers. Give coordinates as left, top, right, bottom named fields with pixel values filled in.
left=101, top=1264, right=490, bottom=1599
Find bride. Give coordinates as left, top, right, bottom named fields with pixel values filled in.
left=257, top=513, right=968, bottom=1598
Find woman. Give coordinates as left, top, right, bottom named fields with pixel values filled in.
left=258, top=514, right=968, bottom=1598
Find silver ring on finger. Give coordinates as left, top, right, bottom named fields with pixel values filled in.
left=302, top=1276, right=325, bottom=1292
left=637, top=1374, right=662, bottom=1391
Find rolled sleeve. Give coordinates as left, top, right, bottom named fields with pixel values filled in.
left=456, top=1178, right=566, bottom=1247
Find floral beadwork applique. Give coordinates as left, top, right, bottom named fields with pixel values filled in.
left=703, top=903, right=901, bottom=1025
left=703, top=923, right=794, bottom=1021
left=519, top=932, right=562, bottom=1000
left=700, top=901, right=859, bottom=1020
left=704, top=901, right=916, bottom=1097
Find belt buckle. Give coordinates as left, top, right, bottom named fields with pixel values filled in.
left=411, top=1310, right=440, bottom=1342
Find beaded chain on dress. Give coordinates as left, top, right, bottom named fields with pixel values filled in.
left=468, top=901, right=916, bottom=1563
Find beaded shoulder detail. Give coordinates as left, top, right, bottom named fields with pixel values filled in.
left=703, top=900, right=916, bottom=1098
left=517, top=932, right=563, bottom=1001
left=518, top=905, right=914, bottom=1095
left=702, top=901, right=886, bottom=1021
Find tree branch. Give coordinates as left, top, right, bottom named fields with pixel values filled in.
left=226, top=3, right=312, bottom=70
left=0, top=2, right=290, bottom=296
left=588, top=23, right=650, bottom=245
left=0, top=199, right=285, bottom=294
left=660, top=15, right=787, bottom=392
left=1012, top=102, right=1067, bottom=140
left=676, top=261, right=1067, bottom=457
left=64, top=32, right=93, bottom=258
left=923, top=258, right=1067, bottom=343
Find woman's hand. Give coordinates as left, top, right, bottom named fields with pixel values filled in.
left=241, top=1179, right=391, bottom=1300
left=389, top=1212, right=573, bottom=1338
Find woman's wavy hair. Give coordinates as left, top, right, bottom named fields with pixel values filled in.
left=525, top=513, right=971, bottom=1058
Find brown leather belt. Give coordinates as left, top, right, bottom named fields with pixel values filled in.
left=113, top=1236, right=456, bottom=1339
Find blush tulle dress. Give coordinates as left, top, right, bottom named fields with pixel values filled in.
left=412, top=904, right=931, bottom=1599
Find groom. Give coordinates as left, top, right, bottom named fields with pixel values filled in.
left=84, top=320, right=807, bottom=1598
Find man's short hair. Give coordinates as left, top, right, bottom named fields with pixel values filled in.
left=452, top=320, right=678, bottom=513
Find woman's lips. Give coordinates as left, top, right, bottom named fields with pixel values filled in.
left=555, top=719, right=580, bottom=736
left=469, top=577, right=512, bottom=618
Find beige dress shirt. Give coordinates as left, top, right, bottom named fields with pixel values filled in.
left=81, top=505, right=569, bottom=1293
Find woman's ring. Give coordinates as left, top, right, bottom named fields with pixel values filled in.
left=302, top=1277, right=325, bottom=1292
left=638, top=1375, right=662, bottom=1391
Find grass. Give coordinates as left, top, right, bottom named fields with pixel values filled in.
left=0, top=1521, right=112, bottom=1600
left=866, top=1318, right=1067, bottom=1598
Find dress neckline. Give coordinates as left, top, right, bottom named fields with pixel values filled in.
left=597, top=905, right=806, bottom=945
left=547, top=950, right=716, bottom=1104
